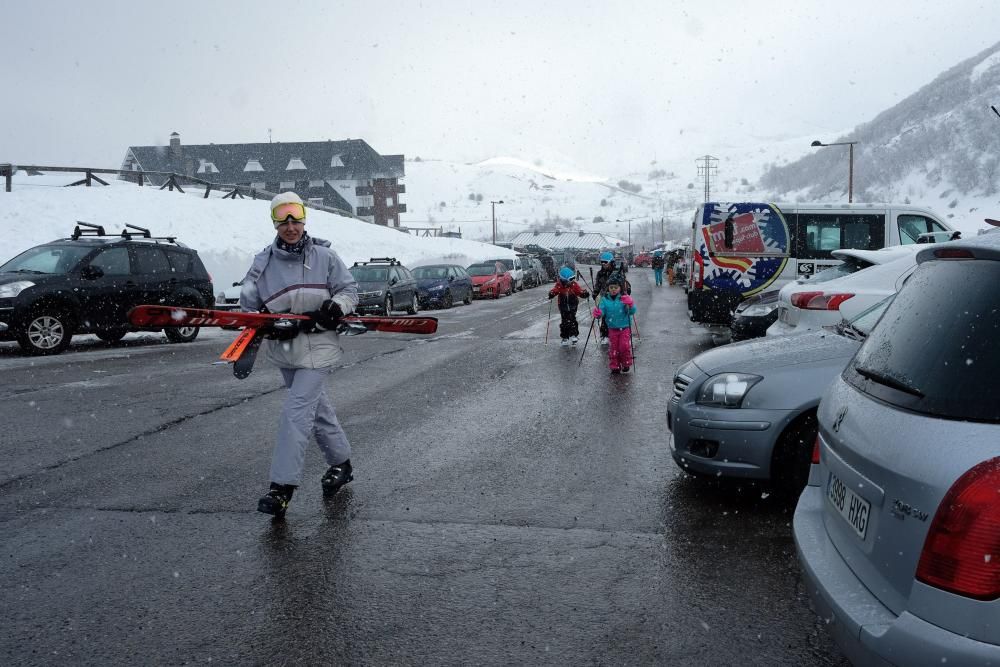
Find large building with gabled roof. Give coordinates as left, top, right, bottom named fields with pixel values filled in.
left=508, top=230, right=627, bottom=251
left=120, top=133, right=406, bottom=226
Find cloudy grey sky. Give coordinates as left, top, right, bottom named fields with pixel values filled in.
left=2, top=0, right=999, bottom=175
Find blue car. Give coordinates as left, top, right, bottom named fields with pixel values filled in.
left=412, top=264, right=473, bottom=309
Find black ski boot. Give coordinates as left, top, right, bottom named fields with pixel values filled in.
left=257, top=483, right=295, bottom=518
left=321, top=459, right=353, bottom=495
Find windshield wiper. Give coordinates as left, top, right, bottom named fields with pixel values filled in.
left=8, top=269, right=47, bottom=274
left=843, top=322, right=868, bottom=340
left=855, top=365, right=925, bottom=397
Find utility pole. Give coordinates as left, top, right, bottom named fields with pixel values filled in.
left=660, top=217, right=665, bottom=245
left=696, top=155, right=718, bottom=202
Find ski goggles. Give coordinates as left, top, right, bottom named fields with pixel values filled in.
left=271, top=202, right=307, bottom=224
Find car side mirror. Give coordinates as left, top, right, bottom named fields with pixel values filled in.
left=448, top=275, right=454, bottom=282
left=81, top=265, right=105, bottom=280
left=389, top=277, right=398, bottom=285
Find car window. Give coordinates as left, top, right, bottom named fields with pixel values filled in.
left=350, top=267, right=389, bottom=282
left=802, top=256, right=871, bottom=283
left=164, top=248, right=193, bottom=273
left=846, top=295, right=892, bottom=335
left=0, top=244, right=93, bottom=274
left=400, top=268, right=413, bottom=281
left=795, top=213, right=885, bottom=260
left=847, top=259, right=1000, bottom=422
left=466, top=265, right=494, bottom=276
left=89, top=247, right=131, bottom=276
left=133, top=246, right=172, bottom=276
left=897, top=214, right=946, bottom=245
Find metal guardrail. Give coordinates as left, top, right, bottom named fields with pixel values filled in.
left=0, top=162, right=361, bottom=222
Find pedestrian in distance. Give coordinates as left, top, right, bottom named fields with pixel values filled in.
left=666, top=251, right=678, bottom=286
left=239, top=192, right=360, bottom=519
left=548, top=266, right=589, bottom=346
left=592, top=273, right=637, bottom=374
left=651, top=251, right=666, bottom=286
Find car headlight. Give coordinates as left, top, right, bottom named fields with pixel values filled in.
left=740, top=302, right=778, bottom=317
left=428, top=285, right=445, bottom=292
left=0, top=280, right=34, bottom=298
left=696, top=373, right=762, bottom=408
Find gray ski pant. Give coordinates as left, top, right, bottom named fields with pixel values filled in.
left=270, top=367, right=351, bottom=486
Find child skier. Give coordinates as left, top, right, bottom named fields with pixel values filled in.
left=549, top=266, right=589, bottom=346
left=592, top=274, right=636, bottom=373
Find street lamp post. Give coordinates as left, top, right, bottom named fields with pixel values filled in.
left=811, top=140, right=858, bottom=203
left=616, top=218, right=640, bottom=257
left=491, top=200, right=504, bottom=245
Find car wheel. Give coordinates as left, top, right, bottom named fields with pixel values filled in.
left=770, top=412, right=818, bottom=495
left=17, top=309, right=74, bottom=355
left=442, top=291, right=454, bottom=309
left=406, top=293, right=419, bottom=315
left=463, top=289, right=472, bottom=305
left=164, top=324, right=199, bottom=343
left=506, top=282, right=513, bottom=296
left=96, top=329, right=127, bottom=344
left=384, top=294, right=393, bottom=315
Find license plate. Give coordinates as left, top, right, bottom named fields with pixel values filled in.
left=473, top=287, right=480, bottom=293
left=827, top=472, right=871, bottom=539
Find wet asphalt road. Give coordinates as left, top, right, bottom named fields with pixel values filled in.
left=0, top=267, right=848, bottom=665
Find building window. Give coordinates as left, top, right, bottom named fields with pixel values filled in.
left=244, top=160, right=264, bottom=172
left=308, top=197, right=324, bottom=206
left=197, top=159, right=219, bottom=174
left=330, top=154, right=344, bottom=167
left=309, top=180, right=325, bottom=188
left=279, top=181, right=295, bottom=189
left=286, top=158, right=307, bottom=170
left=250, top=182, right=266, bottom=189
left=386, top=197, right=394, bottom=207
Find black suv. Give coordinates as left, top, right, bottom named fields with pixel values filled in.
left=348, top=257, right=419, bottom=315
left=0, top=223, right=215, bottom=355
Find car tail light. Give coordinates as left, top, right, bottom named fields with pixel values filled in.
left=811, top=435, right=821, bottom=465
left=693, top=262, right=704, bottom=290
left=916, top=458, right=1000, bottom=600
left=933, top=248, right=975, bottom=259
left=789, top=291, right=856, bottom=310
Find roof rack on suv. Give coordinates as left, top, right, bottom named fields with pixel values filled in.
left=352, top=257, right=401, bottom=267
left=69, top=221, right=179, bottom=245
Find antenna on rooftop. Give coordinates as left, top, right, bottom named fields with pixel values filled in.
left=268, top=128, right=272, bottom=143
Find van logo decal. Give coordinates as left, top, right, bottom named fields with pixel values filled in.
left=696, top=202, right=790, bottom=297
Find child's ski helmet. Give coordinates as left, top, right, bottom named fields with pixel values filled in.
left=607, top=272, right=623, bottom=287
left=558, top=266, right=575, bottom=282
left=599, top=251, right=614, bottom=263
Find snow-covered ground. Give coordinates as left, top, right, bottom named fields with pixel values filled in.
left=0, top=172, right=517, bottom=291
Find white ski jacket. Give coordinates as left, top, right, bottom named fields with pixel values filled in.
left=239, top=236, right=358, bottom=369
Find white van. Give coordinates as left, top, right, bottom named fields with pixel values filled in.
left=686, top=201, right=957, bottom=325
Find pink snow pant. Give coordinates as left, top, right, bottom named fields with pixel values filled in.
left=608, top=327, right=633, bottom=370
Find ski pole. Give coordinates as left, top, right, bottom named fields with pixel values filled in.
left=631, top=312, right=641, bottom=341
left=628, top=315, right=637, bottom=372
left=544, top=296, right=553, bottom=344
left=578, top=316, right=597, bottom=366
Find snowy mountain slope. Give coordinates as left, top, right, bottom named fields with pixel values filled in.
left=760, top=40, right=1000, bottom=236
left=0, top=173, right=517, bottom=292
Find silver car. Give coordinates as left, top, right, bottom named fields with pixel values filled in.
left=794, top=232, right=1000, bottom=665
left=667, top=298, right=890, bottom=491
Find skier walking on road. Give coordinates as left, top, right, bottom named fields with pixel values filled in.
left=592, top=273, right=636, bottom=374
left=548, top=266, right=589, bottom=346
left=239, top=192, right=360, bottom=518
left=593, top=252, right=616, bottom=346
left=651, top=251, right=666, bottom=286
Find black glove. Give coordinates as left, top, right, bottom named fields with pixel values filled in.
left=548, top=293, right=556, bottom=300
left=265, top=319, right=302, bottom=340
left=302, top=299, right=344, bottom=332
left=581, top=290, right=590, bottom=299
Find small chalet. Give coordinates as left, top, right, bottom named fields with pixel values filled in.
left=121, top=133, right=406, bottom=227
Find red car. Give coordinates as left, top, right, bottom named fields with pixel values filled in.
left=467, top=261, right=513, bottom=299
left=633, top=252, right=653, bottom=267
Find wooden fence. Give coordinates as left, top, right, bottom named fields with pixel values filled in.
left=0, top=162, right=360, bottom=221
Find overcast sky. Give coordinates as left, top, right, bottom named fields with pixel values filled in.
left=2, top=0, right=999, bottom=176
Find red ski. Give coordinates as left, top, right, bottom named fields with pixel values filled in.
left=127, top=305, right=438, bottom=380
left=127, top=305, right=438, bottom=335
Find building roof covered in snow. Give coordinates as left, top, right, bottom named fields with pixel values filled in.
left=508, top=231, right=628, bottom=250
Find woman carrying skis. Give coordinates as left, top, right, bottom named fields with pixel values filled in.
left=548, top=266, right=589, bottom=346
left=591, top=273, right=636, bottom=374
left=239, top=192, right=359, bottom=518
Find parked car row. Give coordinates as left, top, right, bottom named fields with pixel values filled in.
left=0, top=223, right=214, bottom=355
left=668, top=228, right=1000, bottom=664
